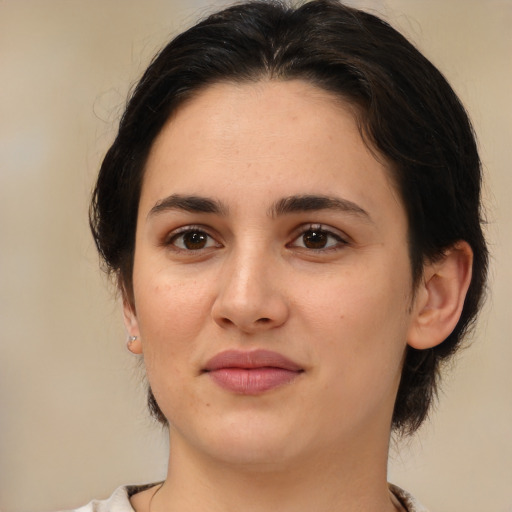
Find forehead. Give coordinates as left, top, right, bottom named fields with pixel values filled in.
left=150, top=79, right=362, bottom=155
left=141, top=79, right=403, bottom=220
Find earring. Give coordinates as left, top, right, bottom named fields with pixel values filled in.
left=126, top=335, right=142, bottom=354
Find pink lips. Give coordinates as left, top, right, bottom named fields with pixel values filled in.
left=203, top=349, right=304, bottom=395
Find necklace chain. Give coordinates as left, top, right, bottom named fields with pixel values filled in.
left=146, top=482, right=406, bottom=512
left=148, top=483, right=164, bottom=512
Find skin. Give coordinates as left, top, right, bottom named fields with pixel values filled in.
left=124, top=80, right=472, bottom=512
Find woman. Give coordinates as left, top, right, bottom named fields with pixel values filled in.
left=82, top=1, right=487, bottom=510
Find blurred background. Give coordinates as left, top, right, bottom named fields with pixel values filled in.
left=0, top=1, right=510, bottom=511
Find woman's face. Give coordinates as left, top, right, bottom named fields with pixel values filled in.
left=127, top=80, right=420, bottom=466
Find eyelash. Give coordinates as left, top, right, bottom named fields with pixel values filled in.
left=163, top=225, right=221, bottom=253
left=163, top=224, right=349, bottom=254
left=287, top=224, right=349, bottom=252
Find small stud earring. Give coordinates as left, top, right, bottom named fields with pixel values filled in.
left=126, top=335, right=141, bottom=354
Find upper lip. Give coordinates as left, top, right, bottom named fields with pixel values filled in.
left=203, top=349, right=303, bottom=372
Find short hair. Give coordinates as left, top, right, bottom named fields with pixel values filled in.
left=90, top=0, right=488, bottom=435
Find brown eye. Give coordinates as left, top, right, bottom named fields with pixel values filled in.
left=169, top=229, right=219, bottom=251
left=182, top=231, right=208, bottom=249
left=302, top=229, right=329, bottom=249
left=289, top=225, right=347, bottom=251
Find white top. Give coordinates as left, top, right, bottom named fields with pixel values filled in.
left=65, top=483, right=429, bottom=512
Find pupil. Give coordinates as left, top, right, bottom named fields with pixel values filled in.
left=304, top=230, right=327, bottom=249
left=184, top=231, right=207, bottom=249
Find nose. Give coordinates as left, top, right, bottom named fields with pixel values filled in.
left=211, top=250, right=289, bottom=334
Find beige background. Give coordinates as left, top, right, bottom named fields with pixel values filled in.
left=0, top=1, right=511, bottom=511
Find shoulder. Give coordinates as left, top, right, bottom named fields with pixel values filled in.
left=62, top=484, right=155, bottom=512
left=389, top=483, right=430, bottom=512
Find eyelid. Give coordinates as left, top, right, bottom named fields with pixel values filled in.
left=160, top=222, right=350, bottom=254
left=287, top=223, right=350, bottom=250
left=163, top=224, right=223, bottom=250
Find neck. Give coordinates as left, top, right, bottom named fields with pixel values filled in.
left=150, top=428, right=397, bottom=512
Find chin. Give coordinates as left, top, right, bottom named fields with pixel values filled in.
left=180, top=412, right=309, bottom=469
left=208, top=438, right=300, bottom=470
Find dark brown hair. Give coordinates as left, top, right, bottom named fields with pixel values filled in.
left=90, top=0, right=488, bottom=435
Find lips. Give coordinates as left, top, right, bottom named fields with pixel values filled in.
left=203, top=349, right=304, bottom=395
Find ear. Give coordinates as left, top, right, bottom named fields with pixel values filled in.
left=407, top=241, right=473, bottom=350
left=123, top=295, right=142, bottom=355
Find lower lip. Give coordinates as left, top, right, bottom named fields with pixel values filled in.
left=207, top=368, right=301, bottom=395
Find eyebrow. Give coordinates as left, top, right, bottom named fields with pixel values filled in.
left=147, top=193, right=372, bottom=222
left=148, top=194, right=229, bottom=218
left=270, top=194, right=372, bottom=221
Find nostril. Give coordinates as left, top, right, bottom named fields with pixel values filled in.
left=257, top=318, right=271, bottom=324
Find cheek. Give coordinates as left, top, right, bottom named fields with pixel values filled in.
left=132, top=272, right=216, bottom=421
left=301, top=260, right=411, bottom=375
left=310, top=270, right=410, bottom=417
left=132, top=269, right=214, bottom=364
